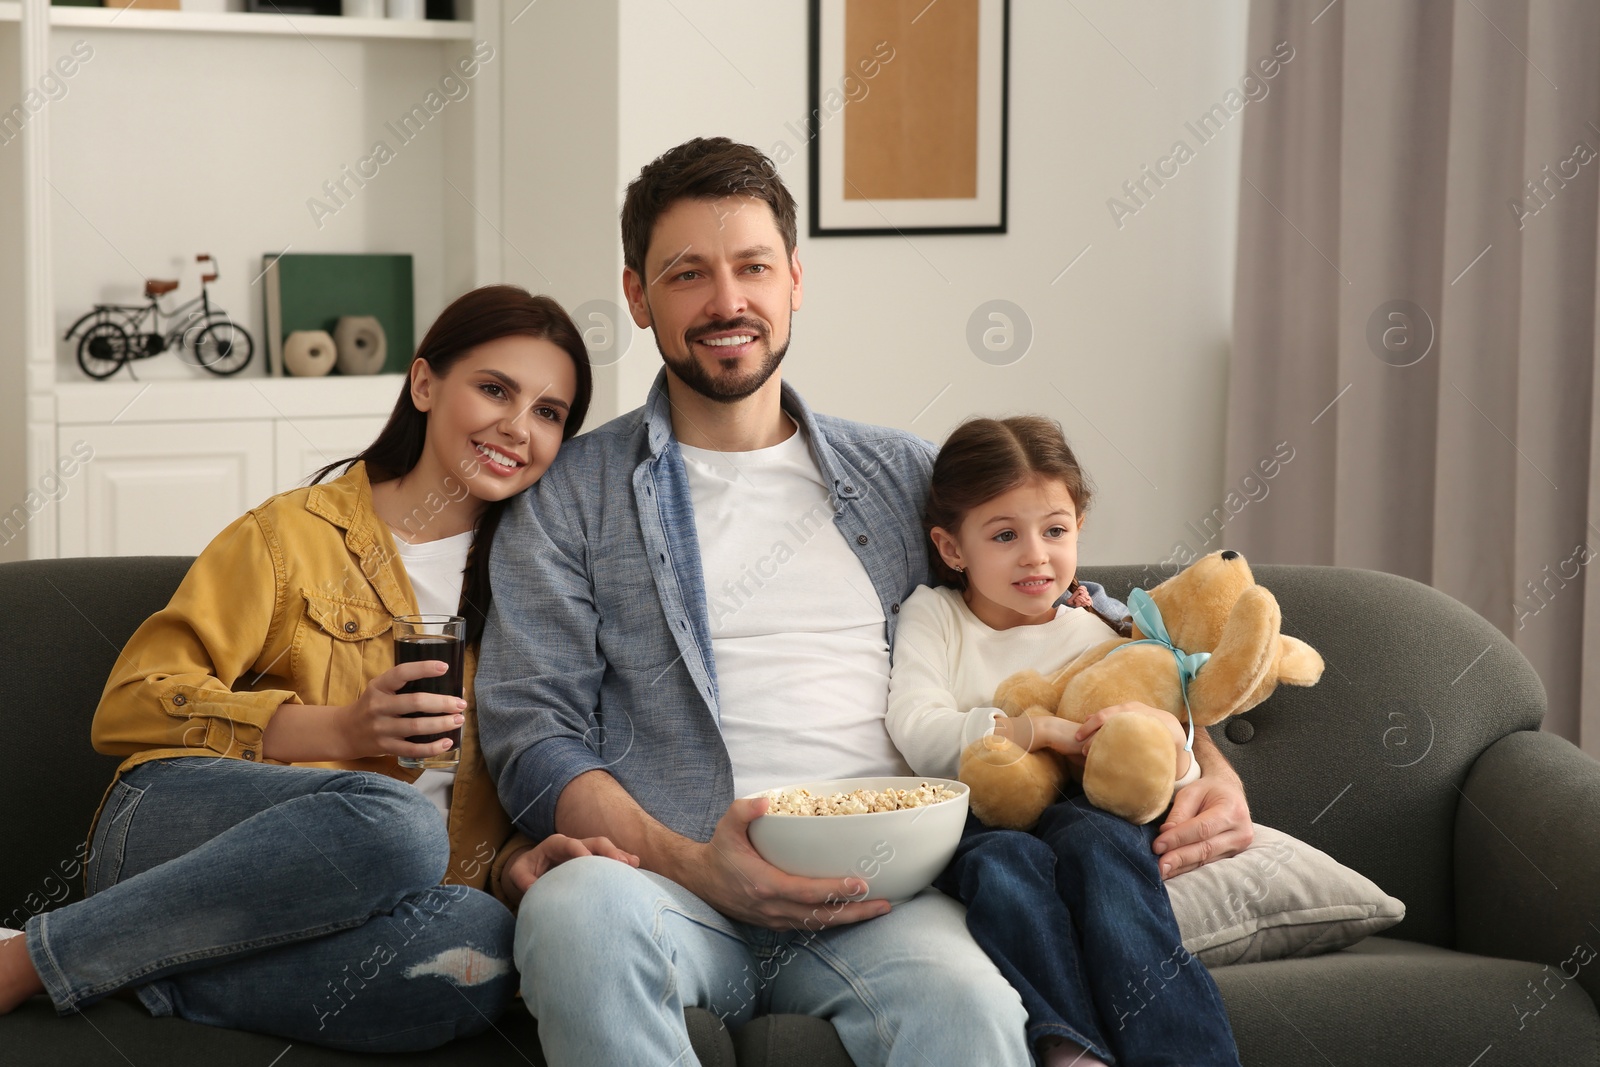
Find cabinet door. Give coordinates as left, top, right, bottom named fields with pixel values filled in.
left=57, top=422, right=277, bottom=558
left=273, top=416, right=390, bottom=494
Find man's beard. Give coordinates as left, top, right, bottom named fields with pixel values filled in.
left=655, top=315, right=791, bottom=404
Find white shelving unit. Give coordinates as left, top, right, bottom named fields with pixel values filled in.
left=7, top=0, right=508, bottom=559
left=4, top=5, right=473, bottom=38
left=54, top=378, right=395, bottom=557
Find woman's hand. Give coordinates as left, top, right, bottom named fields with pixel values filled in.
left=339, top=659, right=466, bottom=760
left=500, top=834, right=640, bottom=908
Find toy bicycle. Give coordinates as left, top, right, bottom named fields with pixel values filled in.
left=65, top=254, right=255, bottom=379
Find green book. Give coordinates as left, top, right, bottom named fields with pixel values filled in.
left=262, top=253, right=414, bottom=376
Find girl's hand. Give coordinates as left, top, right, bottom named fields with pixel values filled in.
left=993, top=712, right=1087, bottom=758
left=1075, top=702, right=1191, bottom=775
left=341, top=660, right=466, bottom=760
left=500, top=834, right=640, bottom=907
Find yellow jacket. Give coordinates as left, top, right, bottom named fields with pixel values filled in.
left=91, top=462, right=532, bottom=904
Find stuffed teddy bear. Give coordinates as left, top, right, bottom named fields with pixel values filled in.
left=959, top=549, right=1324, bottom=829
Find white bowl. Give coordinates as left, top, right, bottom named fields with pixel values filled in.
left=745, top=776, right=969, bottom=905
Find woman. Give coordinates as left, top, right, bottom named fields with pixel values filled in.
left=0, top=285, right=634, bottom=1051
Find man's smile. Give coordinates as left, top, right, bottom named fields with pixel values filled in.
left=687, top=319, right=767, bottom=355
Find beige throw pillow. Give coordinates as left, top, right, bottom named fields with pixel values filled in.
left=1166, top=824, right=1406, bottom=966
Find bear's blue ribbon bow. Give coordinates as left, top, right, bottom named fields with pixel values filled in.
left=1106, top=588, right=1210, bottom=753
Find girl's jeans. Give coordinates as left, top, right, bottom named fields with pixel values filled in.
left=24, top=758, right=516, bottom=1052
left=936, top=789, right=1241, bottom=1067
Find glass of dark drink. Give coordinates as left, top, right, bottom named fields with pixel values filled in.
left=393, top=614, right=465, bottom=769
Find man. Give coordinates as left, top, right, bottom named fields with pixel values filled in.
left=477, top=137, right=1253, bottom=1066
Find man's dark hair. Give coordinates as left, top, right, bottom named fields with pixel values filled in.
left=621, top=137, right=798, bottom=278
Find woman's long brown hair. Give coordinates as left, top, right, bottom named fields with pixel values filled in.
left=314, top=285, right=593, bottom=646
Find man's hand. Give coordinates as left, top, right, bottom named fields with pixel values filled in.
left=1152, top=774, right=1253, bottom=879
left=500, top=834, right=639, bottom=909
left=677, top=798, right=893, bottom=930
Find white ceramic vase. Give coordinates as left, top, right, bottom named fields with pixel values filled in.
left=333, top=316, right=388, bottom=376
left=282, top=330, right=337, bottom=377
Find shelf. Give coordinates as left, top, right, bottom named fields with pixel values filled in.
left=1, top=6, right=473, bottom=39
left=55, top=373, right=407, bottom=424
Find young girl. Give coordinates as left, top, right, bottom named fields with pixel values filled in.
left=0, top=285, right=637, bottom=1050
left=886, top=416, right=1239, bottom=1067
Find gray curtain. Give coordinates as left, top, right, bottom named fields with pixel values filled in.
left=1229, top=0, right=1600, bottom=756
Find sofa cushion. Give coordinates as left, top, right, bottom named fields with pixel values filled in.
left=618, top=939, right=1600, bottom=1067
left=0, top=997, right=736, bottom=1066
left=1167, top=824, right=1405, bottom=965
left=732, top=1014, right=851, bottom=1067
left=1213, top=937, right=1600, bottom=1067
left=1, top=557, right=194, bottom=935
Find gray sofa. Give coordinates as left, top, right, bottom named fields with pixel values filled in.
left=4, top=556, right=1598, bottom=1065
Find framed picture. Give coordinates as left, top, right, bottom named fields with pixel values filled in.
left=808, top=0, right=1009, bottom=236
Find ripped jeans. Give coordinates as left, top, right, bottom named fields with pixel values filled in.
left=23, top=758, right=516, bottom=1052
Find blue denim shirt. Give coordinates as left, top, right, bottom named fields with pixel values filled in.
left=477, top=371, right=1125, bottom=844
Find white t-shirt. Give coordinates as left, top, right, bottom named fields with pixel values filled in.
left=391, top=528, right=473, bottom=820
left=886, top=584, right=1201, bottom=788
left=679, top=424, right=912, bottom=797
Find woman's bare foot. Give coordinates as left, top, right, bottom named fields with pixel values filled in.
left=0, top=931, right=46, bottom=1013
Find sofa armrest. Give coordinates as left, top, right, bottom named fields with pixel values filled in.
left=1455, top=729, right=1600, bottom=1008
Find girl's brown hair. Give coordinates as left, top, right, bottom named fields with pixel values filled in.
left=926, top=416, right=1127, bottom=631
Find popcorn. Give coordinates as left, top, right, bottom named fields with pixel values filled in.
left=760, top=782, right=959, bottom=816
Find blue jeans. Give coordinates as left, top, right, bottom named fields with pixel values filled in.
left=514, top=856, right=1033, bottom=1067
left=936, top=794, right=1240, bottom=1067
left=24, top=758, right=516, bottom=1052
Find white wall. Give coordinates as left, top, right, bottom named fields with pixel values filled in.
left=15, top=1, right=1254, bottom=565
left=612, top=0, right=1251, bottom=565
left=499, top=0, right=626, bottom=424
left=0, top=24, right=26, bottom=565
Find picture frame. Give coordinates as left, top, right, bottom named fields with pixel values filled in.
left=808, top=0, right=1010, bottom=237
